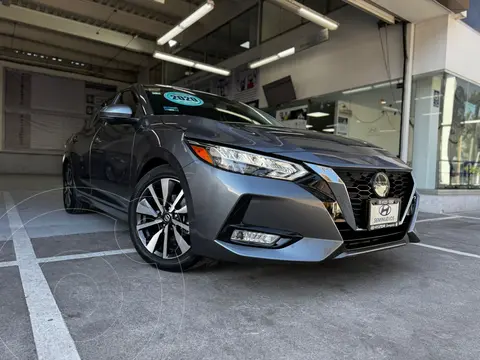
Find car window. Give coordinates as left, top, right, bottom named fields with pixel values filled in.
left=144, top=87, right=283, bottom=127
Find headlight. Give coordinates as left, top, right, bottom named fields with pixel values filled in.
left=188, top=142, right=309, bottom=181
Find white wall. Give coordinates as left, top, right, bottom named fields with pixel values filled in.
left=445, top=16, right=480, bottom=86
left=412, top=15, right=449, bottom=76
left=0, top=60, right=124, bottom=175
left=258, top=6, right=404, bottom=107
left=412, top=14, right=480, bottom=85
left=0, top=152, right=62, bottom=175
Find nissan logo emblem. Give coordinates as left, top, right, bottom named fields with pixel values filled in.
left=372, top=172, right=390, bottom=198
left=379, top=205, right=392, bottom=216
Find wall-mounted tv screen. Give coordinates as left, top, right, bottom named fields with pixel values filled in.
left=263, top=76, right=296, bottom=108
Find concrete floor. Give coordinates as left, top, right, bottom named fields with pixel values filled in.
left=1, top=175, right=480, bottom=360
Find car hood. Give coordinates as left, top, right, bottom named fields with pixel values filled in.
left=153, top=116, right=410, bottom=171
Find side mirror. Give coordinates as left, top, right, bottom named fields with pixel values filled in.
left=99, top=104, right=136, bottom=124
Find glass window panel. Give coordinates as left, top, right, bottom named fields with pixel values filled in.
left=438, top=74, right=480, bottom=188
left=304, top=80, right=403, bottom=156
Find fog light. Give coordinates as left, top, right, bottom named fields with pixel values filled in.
left=231, top=230, right=280, bottom=245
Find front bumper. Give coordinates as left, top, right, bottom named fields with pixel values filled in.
left=183, top=160, right=419, bottom=263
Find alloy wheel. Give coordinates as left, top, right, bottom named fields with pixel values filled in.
left=135, top=178, right=191, bottom=259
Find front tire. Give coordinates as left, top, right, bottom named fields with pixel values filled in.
left=128, top=165, right=202, bottom=272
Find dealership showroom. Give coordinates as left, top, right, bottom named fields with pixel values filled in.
left=3, top=0, right=480, bottom=359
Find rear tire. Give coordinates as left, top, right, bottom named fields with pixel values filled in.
left=128, top=165, right=203, bottom=272
left=63, top=161, right=92, bottom=214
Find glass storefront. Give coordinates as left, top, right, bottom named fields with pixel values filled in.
left=269, top=79, right=404, bottom=157
left=410, top=72, right=480, bottom=189
left=437, top=74, right=480, bottom=188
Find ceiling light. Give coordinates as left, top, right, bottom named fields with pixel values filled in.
left=248, top=55, right=279, bottom=69
left=307, top=112, right=329, bottom=118
left=380, top=129, right=397, bottom=133
left=322, top=128, right=335, bottom=133
left=14, top=50, right=19, bottom=53
left=462, top=119, right=480, bottom=124
left=249, top=47, right=295, bottom=69
left=278, top=47, right=295, bottom=58
left=40, top=55, right=44, bottom=58
left=194, top=62, right=230, bottom=76
left=157, top=0, right=214, bottom=45
left=27, top=52, right=31, bottom=56
left=342, top=0, right=395, bottom=24
left=269, top=0, right=339, bottom=30
left=240, top=41, right=250, bottom=49
left=373, top=80, right=402, bottom=89
left=383, top=106, right=401, bottom=113
left=153, top=51, right=195, bottom=67
left=58, top=58, right=62, bottom=62
left=168, top=39, right=178, bottom=47
left=153, top=51, right=230, bottom=76
left=342, top=86, right=373, bottom=94
left=157, top=26, right=184, bottom=45
left=33, top=53, right=38, bottom=57
left=415, top=95, right=442, bottom=100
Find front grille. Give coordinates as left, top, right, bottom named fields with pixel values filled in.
left=337, top=221, right=409, bottom=251
left=335, top=170, right=414, bottom=229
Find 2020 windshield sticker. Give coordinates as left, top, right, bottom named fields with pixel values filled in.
left=164, top=92, right=204, bottom=106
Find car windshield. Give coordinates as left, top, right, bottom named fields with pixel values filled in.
left=145, top=87, right=282, bottom=127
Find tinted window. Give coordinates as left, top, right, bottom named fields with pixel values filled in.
left=145, top=87, right=282, bottom=127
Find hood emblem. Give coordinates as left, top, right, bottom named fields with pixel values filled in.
left=372, top=172, right=390, bottom=198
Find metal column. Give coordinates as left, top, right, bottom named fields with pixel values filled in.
left=400, top=23, right=415, bottom=163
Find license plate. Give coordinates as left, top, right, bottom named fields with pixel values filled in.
left=368, top=198, right=400, bottom=230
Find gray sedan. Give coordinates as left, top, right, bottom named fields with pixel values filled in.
left=63, top=84, right=420, bottom=272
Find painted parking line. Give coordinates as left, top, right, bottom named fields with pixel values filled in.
left=3, top=192, right=81, bottom=360
left=38, top=248, right=137, bottom=264
left=458, top=216, right=480, bottom=221
left=416, top=216, right=460, bottom=223
left=0, top=260, right=18, bottom=268
left=413, top=243, right=480, bottom=260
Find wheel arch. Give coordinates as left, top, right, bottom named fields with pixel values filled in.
left=62, top=153, right=71, bottom=177
left=134, top=148, right=196, bottom=221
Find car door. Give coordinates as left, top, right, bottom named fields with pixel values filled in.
left=69, top=112, right=103, bottom=194
left=90, top=89, right=141, bottom=211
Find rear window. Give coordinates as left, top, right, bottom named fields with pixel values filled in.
left=145, top=87, right=282, bottom=127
